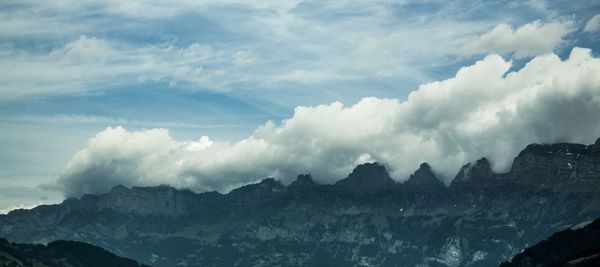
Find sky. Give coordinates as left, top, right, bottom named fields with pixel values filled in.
left=1, top=0, right=600, bottom=213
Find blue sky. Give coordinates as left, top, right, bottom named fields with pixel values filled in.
left=1, top=0, right=600, bottom=212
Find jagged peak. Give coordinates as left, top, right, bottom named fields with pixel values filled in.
left=289, top=173, right=315, bottom=188
left=406, top=162, right=444, bottom=187
left=475, top=157, right=490, bottom=166
left=418, top=162, right=431, bottom=170
left=451, top=157, right=493, bottom=186
left=347, top=162, right=391, bottom=180
left=334, top=162, right=397, bottom=193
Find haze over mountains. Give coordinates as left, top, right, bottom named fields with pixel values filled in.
left=2, top=138, right=600, bottom=266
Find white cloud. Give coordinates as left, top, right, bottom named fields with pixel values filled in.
left=461, top=20, right=575, bottom=58
left=54, top=47, right=600, bottom=197
left=48, top=36, right=114, bottom=64
left=584, top=14, right=600, bottom=32
left=0, top=0, right=497, bottom=99
left=0, top=36, right=260, bottom=98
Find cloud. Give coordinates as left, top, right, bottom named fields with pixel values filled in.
left=0, top=0, right=496, bottom=100
left=0, top=203, right=42, bottom=215
left=461, top=20, right=575, bottom=58
left=584, top=14, right=600, bottom=32
left=0, top=36, right=260, bottom=98
left=54, top=47, right=600, bottom=197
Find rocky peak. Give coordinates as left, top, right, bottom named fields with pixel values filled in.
left=451, top=157, right=493, bottom=186
left=334, top=162, right=397, bottom=193
left=406, top=162, right=444, bottom=187
left=289, top=174, right=315, bottom=188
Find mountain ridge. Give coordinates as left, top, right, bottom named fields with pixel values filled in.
left=1, top=138, right=600, bottom=266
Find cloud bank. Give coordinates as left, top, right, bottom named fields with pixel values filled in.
left=53, top=47, right=600, bottom=197
left=461, top=20, right=575, bottom=58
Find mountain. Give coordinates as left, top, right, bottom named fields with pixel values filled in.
left=0, top=238, right=149, bottom=267
left=1, top=139, right=600, bottom=266
left=500, top=217, right=600, bottom=267
left=406, top=162, right=445, bottom=188
left=334, top=162, right=398, bottom=193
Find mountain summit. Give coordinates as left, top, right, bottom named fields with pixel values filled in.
left=334, top=162, right=397, bottom=193
left=406, top=162, right=444, bottom=187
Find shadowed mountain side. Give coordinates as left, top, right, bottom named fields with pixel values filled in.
left=0, top=238, right=149, bottom=267
left=500, top=217, right=600, bottom=267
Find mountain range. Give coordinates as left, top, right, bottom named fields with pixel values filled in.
left=1, top=138, right=600, bottom=266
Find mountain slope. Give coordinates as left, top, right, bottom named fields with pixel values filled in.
left=0, top=238, right=149, bottom=267
left=1, top=139, right=600, bottom=266
left=500, top=217, right=600, bottom=267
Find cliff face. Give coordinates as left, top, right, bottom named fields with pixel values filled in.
left=1, top=139, right=600, bottom=267
left=93, top=185, right=201, bottom=216
left=510, top=141, right=600, bottom=190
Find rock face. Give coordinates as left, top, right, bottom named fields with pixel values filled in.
left=510, top=141, right=600, bottom=190
left=500, top=217, right=600, bottom=267
left=0, top=238, right=149, bottom=267
left=1, top=139, right=600, bottom=267
left=92, top=185, right=201, bottom=216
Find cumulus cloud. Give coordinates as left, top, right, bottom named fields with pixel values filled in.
left=461, top=20, right=575, bottom=58
left=54, top=47, right=600, bottom=197
left=584, top=14, right=600, bottom=32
